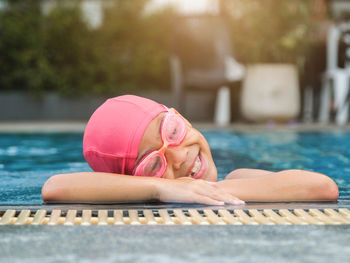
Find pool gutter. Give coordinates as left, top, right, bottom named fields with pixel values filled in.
left=1, top=201, right=349, bottom=226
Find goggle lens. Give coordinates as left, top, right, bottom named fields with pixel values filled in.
left=142, top=154, right=164, bottom=177
left=163, top=114, right=187, bottom=144
left=134, top=109, right=187, bottom=178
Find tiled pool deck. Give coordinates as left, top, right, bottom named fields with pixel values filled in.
left=1, top=122, right=350, bottom=262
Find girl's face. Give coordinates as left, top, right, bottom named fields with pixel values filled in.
left=136, top=109, right=218, bottom=181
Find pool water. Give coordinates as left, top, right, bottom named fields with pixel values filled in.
left=0, top=131, right=349, bottom=204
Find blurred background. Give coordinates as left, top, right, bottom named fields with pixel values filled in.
left=0, top=0, right=350, bottom=125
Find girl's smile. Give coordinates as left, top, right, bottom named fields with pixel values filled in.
left=137, top=109, right=217, bottom=181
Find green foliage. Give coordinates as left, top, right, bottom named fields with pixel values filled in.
left=0, top=0, right=47, bottom=93
left=227, top=0, right=313, bottom=68
left=43, top=3, right=103, bottom=95
left=97, top=0, right=173, bottom=93
left=0, top=0, right=173, bottom=95
left=0, top=0, right=318, bottom=95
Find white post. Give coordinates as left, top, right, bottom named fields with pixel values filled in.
left=334, top=71, right=350, bottom=125
left=303, top=86, right=314, bottom=123
left=214, top=86, right=231, bottom=126
left=318, top=75, right=332, bottom=123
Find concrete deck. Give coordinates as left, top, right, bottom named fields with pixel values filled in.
left=1, top=222, right=350, bottom=262
left=1, top=121, right=350, bottom=133
left=0, top=225, right=349, bottom=263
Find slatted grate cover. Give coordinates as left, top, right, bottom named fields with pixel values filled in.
left=0, top=208, right=350, bottom=225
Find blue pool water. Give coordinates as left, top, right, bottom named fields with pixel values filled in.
left=0, top=131, right=349, bottom=204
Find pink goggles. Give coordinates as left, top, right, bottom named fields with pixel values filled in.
left=133, top=108, right=187, bottom=178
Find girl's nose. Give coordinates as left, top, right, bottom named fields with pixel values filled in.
left=165, top=145, right=187, bottom=170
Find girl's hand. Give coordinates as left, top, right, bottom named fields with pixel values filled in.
left=155, top=177, right=245, bottom=205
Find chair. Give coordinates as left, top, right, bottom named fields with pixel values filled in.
left=319, top=22, right=350, bottom=125
left=170, top=15, right=244, bottom=125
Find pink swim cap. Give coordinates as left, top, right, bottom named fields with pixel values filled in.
left=83, top=95, right=167, bottom=175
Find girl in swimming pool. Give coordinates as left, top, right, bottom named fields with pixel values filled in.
left=41, top=95, right=339, bottom=205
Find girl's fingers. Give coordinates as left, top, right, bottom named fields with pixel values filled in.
left=205, top=181, right=217, bottom=186
left=229, top=197, right=245, bottom=205
left=172, top=178, right=245, bottom=205
left=223, top=194, right=245, bottom=205
left=231, top=199, right=245, bottom=205
left=213, top=192, right=244, bottom=205
left=195, top=195, right=225, bottom=206
left=198, top=184, right=245, bottom=205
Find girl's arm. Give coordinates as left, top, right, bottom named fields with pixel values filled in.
left=217, top=169, right=339, bottom=201
left=225, top=168, right=274, bottom=179
left=41, top=172, right=243, bottom=205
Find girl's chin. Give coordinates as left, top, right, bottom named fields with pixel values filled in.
left=200, top=152, right=217, bottom=181
left=204, top=164, right=218, bottom=182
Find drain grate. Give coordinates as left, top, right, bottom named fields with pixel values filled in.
left=0, top=208, right=349, bottom=225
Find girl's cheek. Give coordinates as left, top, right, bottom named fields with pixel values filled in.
left=163, top=167, right=176, bottom=180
